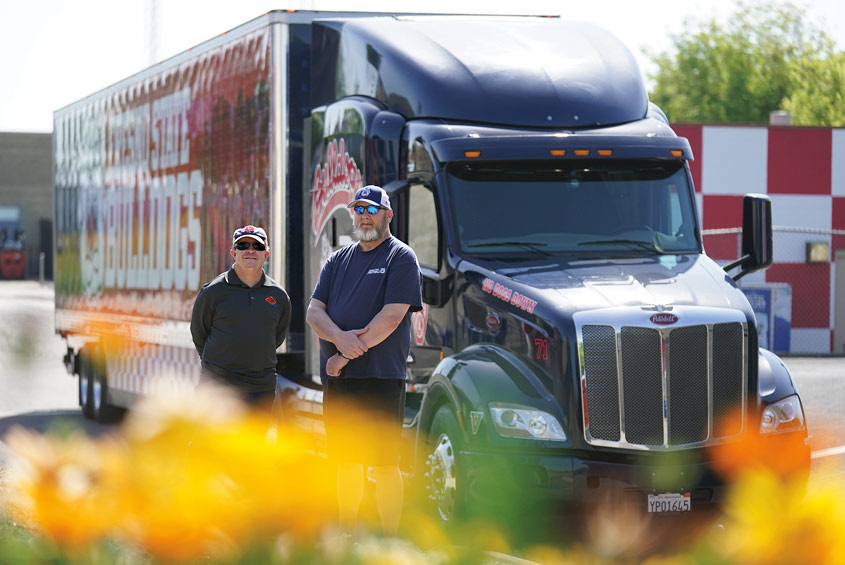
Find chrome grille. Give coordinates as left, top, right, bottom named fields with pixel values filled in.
left=581, top=325, right=620, bottom=441
left=620, top=327, right=663, bottom=446
left=577, top=309, right=746, bottom=450
left=713, top=322, right=744, bottom=437
left=668, top=325, right=709, bottom=445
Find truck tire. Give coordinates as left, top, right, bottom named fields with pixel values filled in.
left=79, top=353, right=95, bottom=420
left=89, top=352, right=123, bottom=424
left=425, top=405, right=465, bottom=523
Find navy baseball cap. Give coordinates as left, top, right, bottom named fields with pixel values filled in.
left=232, top=225, right=268, bottom=245
left=347, top=185, right=391, bottom=210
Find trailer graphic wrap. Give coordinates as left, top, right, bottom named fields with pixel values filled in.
left=54, top=28, right=271, bottom=323
left=311, top=137, right=361, bottom=240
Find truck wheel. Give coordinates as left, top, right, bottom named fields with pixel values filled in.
left=79, top=353, right=94, bottom=420
left=426, top=405, right=465, bottom=523
left=90, top=353, right=123, bottom=424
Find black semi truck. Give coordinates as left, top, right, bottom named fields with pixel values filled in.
left=53, top=11, right=809, bottom=527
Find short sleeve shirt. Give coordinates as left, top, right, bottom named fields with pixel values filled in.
left=312, top=236, right=422, bottom=380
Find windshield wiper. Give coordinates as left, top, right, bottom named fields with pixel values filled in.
left=578, top=238, right=665, bottom=254
left=467, top=241, right=550, bottom=256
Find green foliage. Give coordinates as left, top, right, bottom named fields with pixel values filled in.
left=648, top=1, right=838, bottom=125
left=783, top=52, right=845, bottom=125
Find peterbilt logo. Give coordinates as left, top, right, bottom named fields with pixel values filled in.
left=650, top=313, right=679, bottom=325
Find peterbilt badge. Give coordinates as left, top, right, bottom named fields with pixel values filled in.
left=650, top=313, right=679, bottom=325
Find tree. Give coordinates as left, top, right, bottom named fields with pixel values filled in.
left=783, top=52, right=845, bottom=125
left=648, top=1, right=836, bottom=125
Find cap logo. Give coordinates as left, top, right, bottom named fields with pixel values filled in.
left=650, top=313, right=679, bottom=325
left=361, top=187, right=371, bottom=197
left=245, top=226, right=254, bottom=233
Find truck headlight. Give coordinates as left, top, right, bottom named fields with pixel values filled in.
left=489, top=403, right=567, bottom=441
left=760, top=395, right=805, bottom=434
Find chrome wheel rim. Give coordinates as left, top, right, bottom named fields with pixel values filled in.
left=426, top=433, right=457, bottom=521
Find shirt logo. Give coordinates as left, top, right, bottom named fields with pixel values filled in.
left=265, top=296, right=277, bottom=305
left=367, top=267, right=386, bottom=275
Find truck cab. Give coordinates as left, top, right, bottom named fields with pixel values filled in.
left=300, top=15, right=809, bottom=524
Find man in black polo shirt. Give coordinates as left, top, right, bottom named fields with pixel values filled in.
left=190, top=224, right=291, bottom=406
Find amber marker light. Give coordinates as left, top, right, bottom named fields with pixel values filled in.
left=550, top=149, right=566, bottom=156
left=597, top=149, right=613, bottom=156
left=464, top=150, right=482, bottom=158
left=574, top=149, right=590, bottom=156
left=670, top=149, right=684, bottom=157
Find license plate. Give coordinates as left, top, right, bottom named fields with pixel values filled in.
left=647, top=492, right=691, bottom=513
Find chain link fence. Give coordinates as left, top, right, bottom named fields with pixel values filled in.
left=702, top=226, right=845, bottom=356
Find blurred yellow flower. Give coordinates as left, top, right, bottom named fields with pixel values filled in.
left=2, top=427, right=128, bottom=550
left=716, top=466, right=845, bottom=565
left=2, top=384, right=337, bottom=562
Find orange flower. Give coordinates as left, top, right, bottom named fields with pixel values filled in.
left=709, top=411, right=810, bottom=482
left=2, top=427, right=128, bottom=549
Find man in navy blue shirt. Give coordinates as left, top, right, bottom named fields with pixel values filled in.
left=306, top=185, right=422, bottom=537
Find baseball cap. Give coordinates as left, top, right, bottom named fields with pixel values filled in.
left=347, top=185, right=391, bottom=211
left=232, top=224, right=268, bottom=246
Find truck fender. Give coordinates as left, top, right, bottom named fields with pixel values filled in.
left=757, top=348, right=801, bottom=402
left=417, top=344, right=563, bottom=450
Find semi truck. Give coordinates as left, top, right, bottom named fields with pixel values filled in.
left=54, top=10, right=809, bottom=526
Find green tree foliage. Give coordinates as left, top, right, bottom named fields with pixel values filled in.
left=783, top=52, right=845, bottom=125
left=648, top=1, right=838, bottom=125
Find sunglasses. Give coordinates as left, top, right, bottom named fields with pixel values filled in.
left=353, top=205, right=384, bottom=215
left=234, top=241, right=266, bottom=251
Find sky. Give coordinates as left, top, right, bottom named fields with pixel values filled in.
left=1, top=0, right=844, bottom=133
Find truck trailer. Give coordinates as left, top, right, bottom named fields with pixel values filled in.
left=54, top=10, right=809, bottom=527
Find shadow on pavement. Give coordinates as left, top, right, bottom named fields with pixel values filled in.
left=0, top=409, right=115, bottom=441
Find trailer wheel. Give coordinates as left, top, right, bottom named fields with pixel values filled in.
left=79, top=353, right=94, bottom=420
left=425, top=405, right=465, bottom=523
left=89, top=351, right=123, bottom=424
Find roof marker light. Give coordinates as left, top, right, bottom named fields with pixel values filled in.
left=464, top=150, right=482, bottom=158
left=574, top=149, right=590, bottom=156
left=550, top=149, right=566, bottom=156
left=597, top=149, right=613, bottom=156
left=670, top=149, right=684, bottom=157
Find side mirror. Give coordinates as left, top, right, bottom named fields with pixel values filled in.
left=724, top=194, right=773, bottom=281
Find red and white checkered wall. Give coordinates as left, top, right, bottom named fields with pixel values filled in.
left=673, top=124, right=845, bottom=353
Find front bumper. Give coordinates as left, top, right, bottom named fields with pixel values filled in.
left=460, top=431, right=810, bottom=515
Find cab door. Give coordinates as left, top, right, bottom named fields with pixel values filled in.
left=393, top=181, right=453, bottom=383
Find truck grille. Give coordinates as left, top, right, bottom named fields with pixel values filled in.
left=578, top=313, right=746, bottom=450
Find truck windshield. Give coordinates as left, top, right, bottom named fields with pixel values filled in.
left=445, top=160, right=699, bottom=257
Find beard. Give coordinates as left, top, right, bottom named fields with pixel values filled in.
left=354, top=214, right=389, bottom=242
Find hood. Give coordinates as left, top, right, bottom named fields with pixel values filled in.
left=489, top=253, right=751, bottom=317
